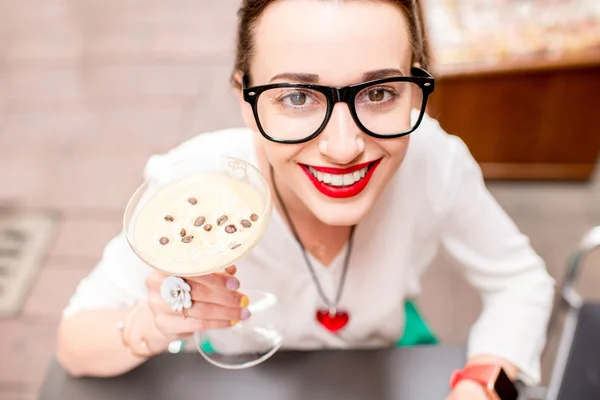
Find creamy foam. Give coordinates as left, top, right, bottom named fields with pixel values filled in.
left=133, top=173, right=268, bottom=275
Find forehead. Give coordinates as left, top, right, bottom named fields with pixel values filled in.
left=251, top=0, right=412, bottom=85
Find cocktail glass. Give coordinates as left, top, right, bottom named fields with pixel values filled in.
left=123, top=155, right=284, bottom=369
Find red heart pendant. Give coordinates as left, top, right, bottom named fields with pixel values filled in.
left=316, top=309, right=349, bottom=333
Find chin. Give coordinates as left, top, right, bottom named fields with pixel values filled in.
left=308, top=200, right=372, bottom=226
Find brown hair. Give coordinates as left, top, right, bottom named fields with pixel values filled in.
left=232, top=0, right=429, bottom=87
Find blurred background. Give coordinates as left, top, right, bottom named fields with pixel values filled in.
left=0, top=0, right=599, bottom=398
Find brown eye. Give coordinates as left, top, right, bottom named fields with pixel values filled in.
left=368, top=89, right=385, bottom=102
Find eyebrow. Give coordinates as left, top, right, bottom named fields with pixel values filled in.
left=269, top=72, right=320, bottom=84
left=362, top=68, right=406, bottom=81
left=268, top=68, right=406, bottom=84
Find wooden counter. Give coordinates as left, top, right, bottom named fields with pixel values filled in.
left=427, top=50, right=600, bottom=180
left=422, top=1, right=600, bottom=180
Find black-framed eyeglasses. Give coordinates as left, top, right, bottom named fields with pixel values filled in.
left=242, top=67, right=434, bottom=144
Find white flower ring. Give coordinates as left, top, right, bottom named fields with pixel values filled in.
left=160, top=276, right=192, bottom=317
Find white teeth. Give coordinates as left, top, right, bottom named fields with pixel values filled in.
left=308, top=165, right=370, bottom=187
left=331, top=174, right=344, bottom=186
left=342, top=174, right=354, bottom=186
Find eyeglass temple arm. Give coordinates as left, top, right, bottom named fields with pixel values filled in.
left=242, top=74, right=251, bottom=89
left=410, top=67, right=433, bottom=79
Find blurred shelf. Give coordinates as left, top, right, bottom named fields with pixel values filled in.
left=434, top=48, right=600, bottom=79
left=422, top=0, right=600, bottom=180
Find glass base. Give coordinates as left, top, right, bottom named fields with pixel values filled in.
left=193, top=289, right=284, bottom=369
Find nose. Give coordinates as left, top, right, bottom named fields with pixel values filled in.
left=318, top=103, right=365, bottom=165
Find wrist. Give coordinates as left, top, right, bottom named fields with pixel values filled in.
left=121, top=302, right=169, bottom=357
left=452, top=379, right=489, bottom=397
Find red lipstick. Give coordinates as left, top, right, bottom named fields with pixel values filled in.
left=300, top=159, right=381, bottom=199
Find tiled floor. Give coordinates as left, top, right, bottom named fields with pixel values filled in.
left=1, top=1, right=599, bottom=398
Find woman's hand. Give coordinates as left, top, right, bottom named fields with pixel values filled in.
left=144, top=266, right=249, bottom=344
left=446, top=380, right=488, bottom=400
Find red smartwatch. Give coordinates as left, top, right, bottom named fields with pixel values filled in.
left=450, top=364, right=519, bottom=400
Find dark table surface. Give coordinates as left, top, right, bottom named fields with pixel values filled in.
left=39, top=345, right=468, bottom=400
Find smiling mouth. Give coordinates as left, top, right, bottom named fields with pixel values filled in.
left=299, top=159, right=382, bottom=199
left=308, top=162, right=373, bottom=186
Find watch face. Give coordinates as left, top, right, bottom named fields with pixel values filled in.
left=494, top=368, right=519, bottom=400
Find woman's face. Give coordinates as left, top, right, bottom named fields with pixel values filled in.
left=240, top=0, right=413, bottom=226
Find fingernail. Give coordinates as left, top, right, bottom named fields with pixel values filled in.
left=230, top=320, right=239, bottom=326
left=241, top=308, right=251, bottom=320
left=240, top=295, right=249, bottom=308
left=226, top=278, right=239, bottom=291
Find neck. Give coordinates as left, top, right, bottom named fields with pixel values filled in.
left=254, top=138, right=352, bottom=266
left=253, top=139, right=326, bottom=230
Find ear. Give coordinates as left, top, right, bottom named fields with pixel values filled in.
left=232, top=70, right=259, bottom=131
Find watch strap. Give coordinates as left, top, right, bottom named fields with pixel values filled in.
left=450, top=364, right=501, bottom=392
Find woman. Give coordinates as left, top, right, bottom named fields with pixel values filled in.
left=57, top=0, right=554, bottom=398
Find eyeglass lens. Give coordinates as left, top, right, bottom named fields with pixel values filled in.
left=255, top=81, right=422, bottom=141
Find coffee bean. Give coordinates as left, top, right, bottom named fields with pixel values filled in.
left=241, top=219, right=252, bottom=228
left=217, top=215, right=228, bottom=226
left=182, top=235, right=194, bottom=243
left=225, top=225, right=237, bottom=234
left=164, top=215, right=174, bottom=222
left=188, top=198, right=198, bottom=205
left=180, top=228, right=186, bottom=237
left=250, top=214, right=259, bottom=222
left=231, top=244, right=241, bottom=250
left=194, top=216, right=206, bottom=227
left=159, top=237, right=169, bottom=245
left=204, top=224, right=212, bottom=232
